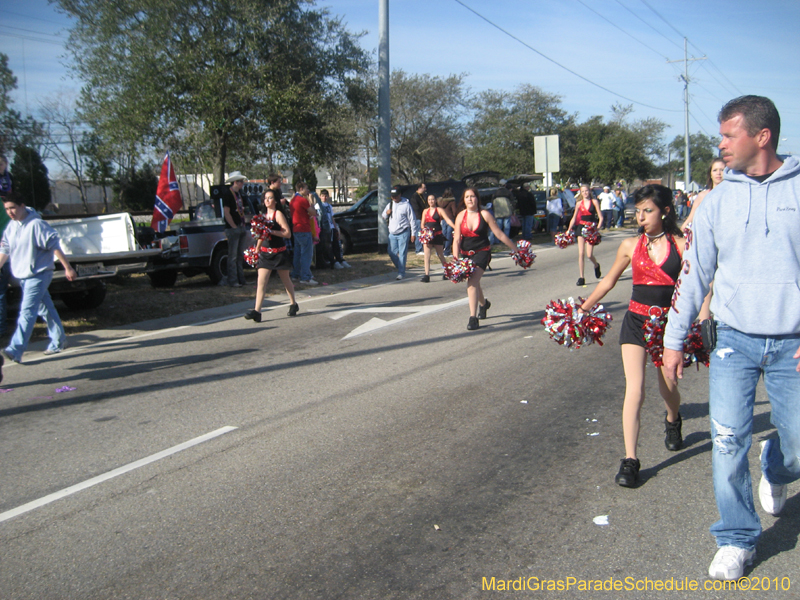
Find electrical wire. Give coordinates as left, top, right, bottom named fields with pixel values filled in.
left=573, top=0, right=669, bottom=61
left=613, top=0, right=682, bottom=51
left=452, top=0, right=681, bottom=113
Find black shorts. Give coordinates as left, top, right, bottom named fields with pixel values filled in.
left=257, top=249, right=292, bottom=271
left=466, top=250, right=491, bottom=271
left=619, top=310, right=669, bottom=348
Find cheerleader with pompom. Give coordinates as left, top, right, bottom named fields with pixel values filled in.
left=420, top=194, right=455, bottom=283
left=244, top=189, right=298, bottom=323
left=565, top=185, right=604, bottom=286
left=452, top=187, right=518, bottom=331
left=578, top=184, right=684, bottom=488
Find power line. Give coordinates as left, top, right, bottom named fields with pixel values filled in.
left=573, top=0, right=668, bottom=61
left=452, top=0, right=681, bottom=113
left=0, top=24, right=66, bottom=38
left=639, top=0, right=685, bottom=40
left=613, top=0, right=682, bottom=51
left=0, top=31, right=65, bottom=46
left=3, top=9, right=71, bottom=27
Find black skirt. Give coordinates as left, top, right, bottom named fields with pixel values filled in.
left=257, top=249, right=293, bottom=271
left=618, top=310, right=670, bottom=349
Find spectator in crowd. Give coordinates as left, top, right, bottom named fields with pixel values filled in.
left=490, top=181, right=514, bottom=244
left=515, top=183, right=537, bottom=240
left=614, top=188, right=626, bottom=227
left=663, top=95, right=800, bottom=581
left=381, top=187, right=416, bottom=280
left=598, top=185, right=615, bottom=230
left=684, top=157, right=726, bottom=230
left=221, top=171, right=249, bottom=287
left=289, top=181, right=319, bottom=286
left=0, top=193, right=77, bottom=363
left=546, top=187, right=563, bottom=242
left=410, top=183, right=427, bottom=255
left=438, top=188, right=457, bottom=256
left=315, top=189, right=349, bottom=270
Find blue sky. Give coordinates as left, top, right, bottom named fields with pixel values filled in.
left=3, top=0, right=799, bottom=176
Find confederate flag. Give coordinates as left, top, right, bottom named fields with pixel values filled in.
left=151, top=152, right=183, bottom=232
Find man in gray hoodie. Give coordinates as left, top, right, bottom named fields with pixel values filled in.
left=663, top=96, right=800, bottom=581
left=0, top=193, right=77, bottom=363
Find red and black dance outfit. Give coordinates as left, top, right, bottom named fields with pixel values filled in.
left=257, top=209, right=293, bottom=271
left=619, top=234, right=681, bottom=348
left=459, top=211, right=492, bottom=270
left=422, top=208, right=445, bottom=246
left=572, top=200, right=598, bottom=236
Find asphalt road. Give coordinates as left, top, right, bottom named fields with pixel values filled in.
left=1, top=231, right=796, bottom=600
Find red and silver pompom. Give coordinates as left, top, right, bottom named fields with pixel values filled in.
left=443, top=257, right=476, bottom=283
left=250, top=214, right=271, bottom=241
left=554, top=230, right=576, bottom=248
left=683, top=322, right=710, bottom=368
left=643, top=311, right=667, bottom=366
left=541, top=297, right=612, bottom=349
left=243, top=246, right=259, bottom=267
left=582, top=222, right=601, bottom=246
left=512, top=239, right=536, bottom=269
left=418, top=227, right=434, bottom=245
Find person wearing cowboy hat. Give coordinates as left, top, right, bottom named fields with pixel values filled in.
left=598, top=185, right=616, bottom=230
left=221, top=171, right=249, bottom=287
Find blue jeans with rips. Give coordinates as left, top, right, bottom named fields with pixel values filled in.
left=387, top=228, right=411, bottom=277
left=6, top=270, right=65, bottom=360
left=708, top=322, right=800, bottom=550
left=291, top=231, right=313, bottom=281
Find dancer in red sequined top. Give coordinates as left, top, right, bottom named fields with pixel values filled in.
left=578, top=184, right=684, bottom=488
left=453, top=187, right=518, bottom=331
left=565, top=184, right=604, bottom=286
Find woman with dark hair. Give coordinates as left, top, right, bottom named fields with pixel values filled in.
left=565, top=184, right=604, bottom=286
left=684, top=157, right=725, bottom=230
left=452, top=187, right=517, bottom=331
left=578, top=184, right=684, bottom=487
left=245, top=189, right=298, bottom=322
left=420, top=194, right=455, bottom=282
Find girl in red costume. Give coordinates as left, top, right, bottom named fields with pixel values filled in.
left=420, top=193, right=455, bottom=283
left=452, top=187, right=517, bottom=331
left=578, top=184, right=684, bottom=487
left=565, top=184, right=604, bottom=286
left=245, top=189, right=298, bottom=322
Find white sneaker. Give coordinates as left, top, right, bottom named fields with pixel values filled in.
left=759, top=441, right=788, bottom=515
left=333, top=262, right=344, bottom=269
left=708, top=546, right=755, bottom=580
left=299, top=279, right=319, bottom=286
left=395, top=274, right=403, bottom=280
left=415, top=251, right=424, bottom=255
left=341, top=261, right=352, bottom=268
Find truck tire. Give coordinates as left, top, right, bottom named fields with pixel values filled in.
left=60, top=282, right=107, bottom=310
left=208, top=245, right=228, bottom=284
left=340, top=231, right=353, bottom=255
left=148, top=269, right=178, bottom=288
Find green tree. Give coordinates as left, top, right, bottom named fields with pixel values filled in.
left=80, top=132, right=114, bottom=212
left=56, top=0, right=369, bottom=184
left=387, top=70, right=469, bottom=183
left=664, top=133, right=719, bottom=187
left=467, top=85, right=574, bottom=176
left=11, top=145, right=51, bottom=211
left=114, top=162, right=158, bottom=212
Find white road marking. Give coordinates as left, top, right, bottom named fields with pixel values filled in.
left=312, top=298, right=469, bottom=339
left=0, top=426, right=238, bottom=524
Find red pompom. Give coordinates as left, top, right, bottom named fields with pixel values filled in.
left=554, top=230, right=576, bottom=248
left=582, top=222, right=602, bottom=246
left=683, top=322, right=710, bottom=368
left=643, top=310, right=667, bottom=366
left=541, top=297, right=612, bottom=349
left=418, top=227, right=434, bottom=245
left=512, top=239, right=536, bottom=269
left=443, top=257, right=476, bottom=283
left=243, top=246, right=259, bottom=267
left=250, top=214, right=271, bottom=241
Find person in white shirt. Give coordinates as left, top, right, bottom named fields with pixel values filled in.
left=381, top=188, right=416, bottom=280
left=598, top=185, right=616, bottom=230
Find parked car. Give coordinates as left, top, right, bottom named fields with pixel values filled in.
left=332, top=189, right=380, bottom=254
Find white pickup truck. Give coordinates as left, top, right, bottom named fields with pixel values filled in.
left=30, top=212, right=179, bottom=309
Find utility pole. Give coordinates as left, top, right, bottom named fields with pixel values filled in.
left=377, top=0, right=391, bottom=245
left=668, top=38, right=705, bottom=191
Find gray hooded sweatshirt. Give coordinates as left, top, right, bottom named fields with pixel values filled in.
left=665, top=155, right=800, bottom=350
